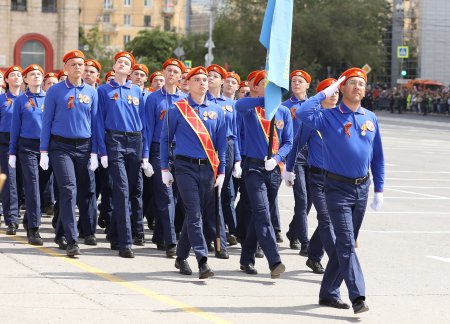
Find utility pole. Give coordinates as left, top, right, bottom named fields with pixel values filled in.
left=205, top=0, right=218, bottom=66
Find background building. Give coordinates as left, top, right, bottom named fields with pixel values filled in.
left=0, top=0, right=79, bottom=71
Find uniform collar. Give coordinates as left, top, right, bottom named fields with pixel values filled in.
left=25, top=89, right=45, bottom=97
left=207, top=91, right=225, bottom=102
left=5, top=90, right=21, bottom=99
left=290, top=95, right=305, bottom=103
left=65, top=79, right=86, bottom=89
left=187, top=95, right=209, bottom=108
left=338, top=102, right=365, bottom=115
left=109, top=79, right=132, bottom=89
left=161, top=86, right=181, bottom=96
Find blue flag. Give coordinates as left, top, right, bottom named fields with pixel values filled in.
left=259, top=0, right=293, bottom=121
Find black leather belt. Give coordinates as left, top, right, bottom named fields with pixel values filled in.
left=51, top=135, right=90, bottom=145
left=176, top=155, right=209, bottom=165
left=0, top=132, right=10, bottom=141
left=245, top=157, right=265, bottom=165
left=326, top=171, right=369, bottom=185
left=107, top=130, right=141, bottom=136
left=309, top=166, right=325, bottom=175
left=19, top=137, right=40, bottom=143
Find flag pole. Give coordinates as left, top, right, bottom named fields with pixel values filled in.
left=267, top=117, right=275, bottom=159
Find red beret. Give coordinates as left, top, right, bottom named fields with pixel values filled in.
left=253, top=70, right=266, bottom=87
left=104, top=70, right=115, bottom=82
left=57, top=70, right=68, bottom=80
left=85, top=59, right=102, bottom=72
left=22, top=64, right=44, bottom=76
left=316, top=78, right=337, bottom=93
left=185, top=66, right=208, bottom=80
left=183, top=68, right=191, bottom=75
left=290, top=70, right=311, bottom=83
left=238, top=81, right=250, bottom=89
left=44, top=72, right=58, bottom=80
left=114, top=51, right=136, bottom=66
left=149, top=71, right=163, bottom=83
left=339, top=67, right=367, bottom=84
left=63, top=50, right=85, bottom=64
left=4, top=65, right=23, bottom=79
left=132, top=64, right=149, bottom=76
left=247, top=70, right=260, bottom=81
left=146, top=86, right=155, bottom=92
left=226, top=72, right=241, bottom=84
left=207, top=64, right=227, bottom=79
left=162, top=58, right=185, bottom=72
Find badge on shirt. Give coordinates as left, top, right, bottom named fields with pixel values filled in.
left=225, top=105, right=233, bottom=112
left=82, top=95, right=91, bottom=104
left=208, top=111, right=217, bottom=119
left=203, top=111, right=208, bottom=121
left=365, top=120, right=375, bottom=132
left=361, top=123, right=367, bottom=136
left=6, top=98, right=12, bottom=106
left=290, top=108, right=296, bottom=120
left=68, top=96, right=75, bottom=109
left=132, top=97, right=139, bottom=106
left=41, top=104, right=44, bottom=111
left=127, top=95, right=132, bottom=104
left=276, top=120, right=284, bottom=130
left=112, top=93, right=119, bottom=101
left=344, top=122, right=352, bottom=138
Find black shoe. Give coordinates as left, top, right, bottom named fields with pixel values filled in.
left=306, top=259, right=325, bottom=274
left=215, top=250, right=229, bottom=259
left=289, top=239, right=301, bottom=250
left=207, top=243, right=214, bottom=253
left=45, top=204, right=54, bottom=216
left=299, top=244, right=308, bottom=257
left=84, top=235, right=97, bottom=246
left=199, top=263, right=214, bottom=279
left=227, top=234, right=238, bottom=246
left=255, top=246, right=264, bottom=258
left=98, top=213, right=106, bottom=229
left=240, top=264, right=258, bottom=275
left=275, top=232, right=284, bottom=243
left=54, top=237, right=68, bottom=250
left=67, top=242, right=81, bottom=257
left=156, top=242, right=166, bottom=250
left=110, top=242, right=119, bottom=250
left=6, top=222, right=18, bottom=235
left=319, top=298, right=351, bottom=309
left=51, top=215, right=58, bottom=229
left=166, top=244, right=177, bottom=258
left=133, top=234, right=145, bottom=246
left=270, top=262, right=286, bottom=279
left=119, top=248, right=135, bottom=258
left=175, top=258, right=193, bottom=275
left=28, top=227, right=43, bottom=246
left=352, top=299, right=369, bottom=314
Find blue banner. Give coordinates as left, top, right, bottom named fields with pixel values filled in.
left=259, top=0, right=293, bottom=120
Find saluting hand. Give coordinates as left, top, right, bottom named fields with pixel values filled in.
left=8, top=155, right=16, bottom=169
left=370, top=192, right=384, bottom=211
left=39, top=152, right=49, bottom=170
left=321, top=76, right=346, bottom=98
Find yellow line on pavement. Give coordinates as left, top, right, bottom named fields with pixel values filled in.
left=1, top=232, right=230, bottom=324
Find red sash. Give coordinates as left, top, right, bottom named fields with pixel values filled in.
left=174, top=99, right=220, bottom=178
left=255, top=106, right=280, bottom=156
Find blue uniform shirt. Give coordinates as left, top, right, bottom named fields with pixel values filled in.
left=236, top=112, right=246, bottom=157
left=160, top=95, right=227, bottom=174
left=0, top=91, right=22, bottom=133
left=207, top=91, right=241, bottom=162
left=97, top=80, right=148, bottom=157
left=40, top=80, right=98, bottom=153
left=144, top=86, right=187, bottom=154
left=283, top=96, right=308, bottom=165
left=298, top=92, right=385, bottom=192
left=235, top=97, right=293, bottom=163
left=9, top=89, right=46, bottom=154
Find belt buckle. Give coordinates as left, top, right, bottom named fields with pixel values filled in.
left=355, top=176, right=365, bottom=185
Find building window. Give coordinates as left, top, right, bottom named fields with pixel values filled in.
left=103, top=0, right=113, bottom=9
left=163, top=16, right=171, bottom=32
left=144, top=15, right=151, bottom=27
left=144, top=0, right=152, bottom=8
left=103, top=14, right=110, bottom=23
left=42, top=0, right=56, bottom=12
left=123, top=35, right=131, bottom=47
left=21, top=40, right=45, bottom=70
left=124, top=14, right=131, bottom=25
left=123, top=0, right=131, bottom=6
left=11, top=0, right=27, bottom=11
left=103, top=35, right=111, bottom=45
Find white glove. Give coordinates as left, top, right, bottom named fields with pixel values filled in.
left=40, top=152, right=49, bottom=170
left=321, top=76, right=346, bottom=98
left=8, top=155, right=16, bottom=168
left=162, top=170, right=174, bottom=187
left=142, top=158, right=154, bottom=177
left=101, top=155, right=108, bottom=168
left=89, top=153, right=98, bottom=171
left=370, top=192, right=384, bottom=211
left=284, top=171, right=296, bottom=187
left=215, top=174, right=225, bottom=194
left=264, top=157, right=277, bottom=171
left=232, top=161, right=242, bottom=178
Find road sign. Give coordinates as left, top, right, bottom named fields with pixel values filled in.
left=205, top=53, right=214, bottom=65
left=397, top=46, right=409, bottom=58
left=204, top=39, right=215, bottom=49
left=362, top=64, right=372, bottom=74
left=184, top=60, right=192, bottom=69
left=173, top=46, right=185, bottom=58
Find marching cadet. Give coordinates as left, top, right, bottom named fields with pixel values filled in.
left=130, top=64, right=150, bottom=99
left=97, top=51, right=149, bottom=258
left=160, top=66, right=227, bottom=279
left=57, top=70, right=68, bottom=82
left=0, top=65, right=23, bottom=235
left=223, top=72, right=240, bottom=100
left=104, top=71, right=115, bottom=84
left=144, top=58, right=186, bottom=256
left=40, top=50, right=99, bottom=256
left=237, top=81, right=250, bottom=99
left=42, top=72, right=59, bottom=91
left=285, top=78, right=340, bottom=275
left=83, top=60, right=101, bottom=88
left=179, top=67, right=190, bottom=94
left=298, top=68, right=384, bottom=313
left=283, top=70, right=314, bottom=254
left=149, top=71, right=165, bottom=91
left=235, top=70, right=292, bottom=277
left=9, top=64, right=52, bottom=245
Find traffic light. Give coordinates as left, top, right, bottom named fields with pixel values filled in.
left=401, top=70, right=407, bottom=77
